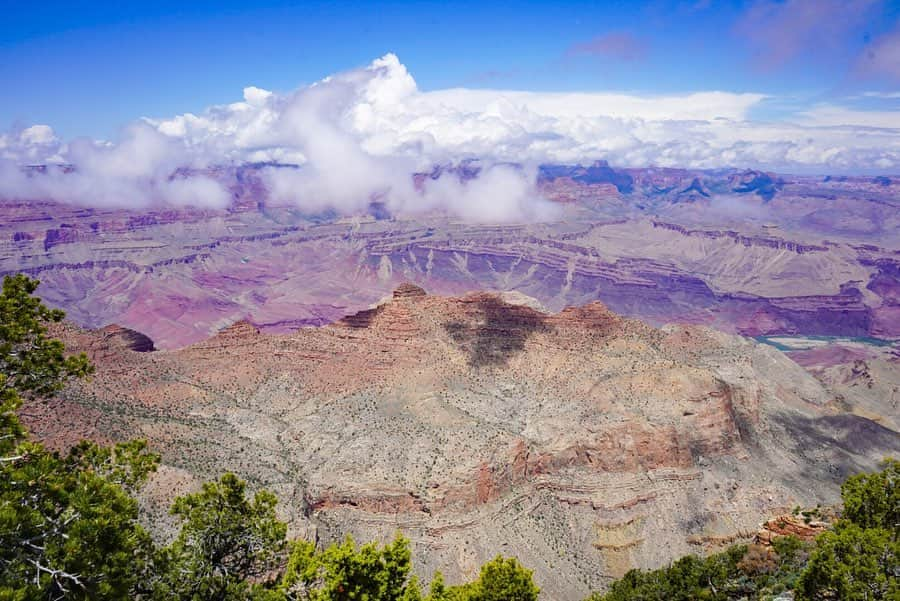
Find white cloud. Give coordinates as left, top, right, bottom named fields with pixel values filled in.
left=20, top=124, right=58, bottom=146
left=415, top=164, right=560, bottom=223
left=0, top=125, right=63, bottom=163
left=161, top=176, right=230, bottom=209
left=243, top=86, right=273, bottom=107
left=799, top=104, right=900, bottom=129
left=143, top=53, right=899, bottom=173
left=2, top=53, right=900, bottom=217
left=0, top=123, right=230, bottom=208
left=421, top=88, right=765, bottom=121
left=254, top=57, right=558, bottom=221
left=859, top=91, right=900, bottom=99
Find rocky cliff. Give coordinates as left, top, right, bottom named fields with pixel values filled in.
left=25, top=286, right=900, bottom=600
left=2, top=164, right=898, bottom=350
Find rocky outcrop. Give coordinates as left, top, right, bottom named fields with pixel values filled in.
left=99, top=324, right=155, bottom=352
left=677, top=177, right=710, bottom=199
left=25, top=287, right=899, bottom=600
left=729, top=170, right=782, bottom=201
left=393, top=282, right=427, bottom=299
left=204, top=320, right=260, bottom=346
left=755, top=514, right=829, bottom=545
left=539, top=161, right=634, bottom=193
left=44, top=225, right=81, bottom=250
left=650, top=221, right=828, bottom=254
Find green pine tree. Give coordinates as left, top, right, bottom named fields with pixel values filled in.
left=0, top=274, right=159, bottom=600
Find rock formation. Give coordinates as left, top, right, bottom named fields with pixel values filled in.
left=1, top=164, right=898, bottom=350
left=24, top=286, right=900, bottom=600
left=755, top=514, right=829, bottom=546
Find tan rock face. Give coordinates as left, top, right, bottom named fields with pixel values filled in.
left=28, top=287, right=900, bottom=601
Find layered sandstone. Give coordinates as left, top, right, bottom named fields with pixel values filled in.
left=755, top=514, right=829, bottom=546
left=2, top=164, right=898, bottom=350
left=24, top=286, right=900, bottom=600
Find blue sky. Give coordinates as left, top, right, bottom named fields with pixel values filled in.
left=3, top=0, right=899, bottom=139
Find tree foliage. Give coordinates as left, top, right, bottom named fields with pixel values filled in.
left=0, top=275, right=158, bottom=600
left=588, top=540, right=810, bottom=601
left=466, top=556, right=540, bottom=601
left=0, top=274, right=90, bottom=461
left=839, top=458, right=899, bottom=536
left=153, top=473, right=288, bottom=600
left=281, top=534, right=416, bottom=601
left=0, top=375, right=24, bottom=458
left=591, top=459, right=900, bottom=601
left=795, top=458, right=899, bottom=601
left=0, top=274, right=91, bottom=400
left=0, top=440, right=159, bottom=599
left=796, top=523, right=899, bottom=600
left=416, top=557, right=538, bottom=601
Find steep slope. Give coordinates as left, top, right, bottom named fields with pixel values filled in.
left=2, top=165, right=898, bottom=349
left=26, top=286, right=900, bottom=600
left=791, top=342, right=900, bottom=432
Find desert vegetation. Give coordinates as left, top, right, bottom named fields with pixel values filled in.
left=589, top=454, right=898, bottom=600
left=0, top=275, right=540, bottom=600
left=1, top=275, right=897, bottom=600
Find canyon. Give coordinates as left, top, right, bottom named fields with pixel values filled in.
left=4, top=163, right=899, bottom=599
left=20, top=285, right=899, bottom=600
left=1, top=164, right=898, bottom=351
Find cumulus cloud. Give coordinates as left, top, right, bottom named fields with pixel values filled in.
left=259, top=57, right=419, bottom=214
left=0, top=123, right=230, bottom=209
left=2, top=53, right=900, bottom=218
left=143, top=54, right=900, bottom=172
left=0, top=125, right=63, bottom=163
